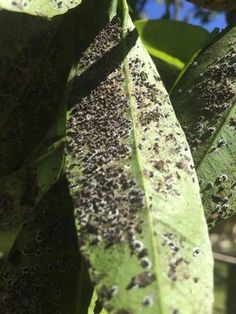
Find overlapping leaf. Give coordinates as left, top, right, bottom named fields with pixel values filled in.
left=66, top=1, right=213, bottom=313
left=0, top=0, right=82, bottom=18
left=0, top=12, right=74, bottom=256
left=0, top=177, right=80, bottom=314
left=171, top=24, right=236, bottom=228
left=0, top=14, right=80, bottom=313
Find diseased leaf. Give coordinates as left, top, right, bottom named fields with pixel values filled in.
left=0, top=0, right=82, bottom=18
left=0, top=14, right=71, bottom=176
left=171, top=25, right=236, bottom=228
left=0, top=141, right=64, bottom=254
left=0, top=12, right=62, bottom=107
left=151, top=59, right=180, bottom=94
left=135, top=19, right=215, bottom=90
left=0, top=177, right=80, bottom=314
left=66, top=1, right=213, bottom=313
left=0, top=12, right=75, bottom=256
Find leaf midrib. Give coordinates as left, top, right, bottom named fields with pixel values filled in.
left=121, top=1, right=165, bottom=313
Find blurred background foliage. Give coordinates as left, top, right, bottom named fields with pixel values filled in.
left=128, top=0, right=236, bottom=29
left=127, top=1, right=236, bottom=313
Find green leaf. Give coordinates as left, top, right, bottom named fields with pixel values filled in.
left=66, top=1, right=213, bottom=313
left=0, top=0, right=82, bottom=18
left=0, top=12, right=75, bottom=256
left=135, top=19, right=211, bottom=68
left=135, top=19, right=216, bottom=90
left=89, top=292, right=108, bottom=314
left=170, top=25, right=236, bottom=228
left=0, top=177, right=80, bottom=314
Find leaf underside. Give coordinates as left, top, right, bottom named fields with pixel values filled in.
left=66, top=6, right=213, bottom=314
left=171, top=24, right=236, bottom=228
left=0, top=0, right=82, bottom=18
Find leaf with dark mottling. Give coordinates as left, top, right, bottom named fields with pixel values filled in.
left=171, top=25, right=236, bottom=228
left=0, top=177, right=80, bottom=314
left=66, top=1, right=213, bottom=313
left=0, top=11, right=74, bottom=256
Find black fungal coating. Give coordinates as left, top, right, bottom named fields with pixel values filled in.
left=132, top=240, right=144, bottom=252
left=212, top=194, right=225, bottom=204
left=162, top=232, right=180, bottom=254
left=67, top=14, right=197, bottom=247
left=172, top=27, right=236, bottom=228
left=126, top=272, right=156, bottom=289
left=137, top=248, right=149, bottom=259
left=193, top=247, right=201, bottom=257
left=229, top=117, right=236, bottom=129
left=97, top=285, right=118, bottom=301
left=177, top=48, right=236, bottom=156
left=143, top=295, right=153, bottom=307
left=66, top=15, right=203, bottom=311
left=67, top=18, right=145, bottom=246
left=140, top=257, right=152, bottom=269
